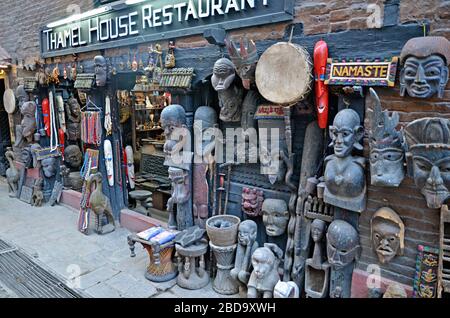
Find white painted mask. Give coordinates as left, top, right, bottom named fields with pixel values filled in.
left=125, top=146, right=135, bottom=189
left=104, top=140, right=114, bottom=186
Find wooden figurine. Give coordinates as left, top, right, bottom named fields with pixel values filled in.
left=211, top=58, right=244, bottom=123
left=327, top=220, right=361, bottom=298
left=5, top=151, right=19, bottom=198
left=64, top=97, right=81, bottom=142
left=231, top=220, right=259, bottom=296
left=324, top=109, right=366, bottom=213
left=247, top=243, right=283, bottom=298
left=88, top=173, right=116, bottom=235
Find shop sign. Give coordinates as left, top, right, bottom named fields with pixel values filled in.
left=41, top=0, right=294, bottom=58
left=325, top=57, right=399, bottom=87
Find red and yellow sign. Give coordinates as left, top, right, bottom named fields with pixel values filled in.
left=325, top=57, right=398, bottom=87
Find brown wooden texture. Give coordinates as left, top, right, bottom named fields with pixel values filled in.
left=357, top=81, right=450, bottom=287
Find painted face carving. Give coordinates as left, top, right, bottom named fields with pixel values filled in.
left=238, top=220, right=257, bottom=246
left=94, top=55, right=107, bottom=87
left=404, top=118, right=450, bottom=209
left=42, top=158, right=57, bottom=179
left=329, top=109, right=364, bottom=158
left=371, top=207, right=405, bottom=264
left=311, top=219, right=326, bottom=243
left=125, top=146, right=135, bottom=190
left=368, top=88, right=405, bottom=187
left=64, top=145, right=83, bottom=170
left=400, top=37, right=450, bottom=99
left=260, top=146, right=286, bottom=185
left=262, top=199, right=289, bottom=237
left=211, top=58, right=236, bottom=91
left=104, top=140, right=114, bottom=187
left=326, top=220, right=360, bottom=269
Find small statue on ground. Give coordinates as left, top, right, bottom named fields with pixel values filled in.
left=31, top=178, right=44, bottom=207
left=247, top=243, right=283, bottom=298
left=231, top=220, right=259, bottom=295
left=5, top=151, right=19, bottom=198
left=88, top=173, right=116, bottom=235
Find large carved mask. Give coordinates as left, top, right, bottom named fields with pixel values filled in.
left=404, top=117, right=450, bottom=209
left=326, top=220, right=361, bottom=269
left=371, top=207, right=405, bottom=264
left=211, top=58, right=236, bottom=91
left=262, top=199, right=289, bottom=237
left=226, top=37, right=259, bottom=90
left=368, top=88, right=405, bottom=187
left=400, top=36, right=450, bottom=99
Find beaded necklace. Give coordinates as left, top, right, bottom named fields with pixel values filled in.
left=81, top=111, right=102, bottom=145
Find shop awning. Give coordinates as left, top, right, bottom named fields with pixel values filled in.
left=0, top=46, right=12, bottom=68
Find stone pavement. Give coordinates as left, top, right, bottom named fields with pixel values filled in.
left=0, top=180, right=237, bottom=299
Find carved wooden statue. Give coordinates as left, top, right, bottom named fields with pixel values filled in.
left=193, top=106, right=217, bottom=229
left=5, top=151, right=19, bottom=198
left=262, top=199, right=289, bottom=237
left=65, top=97, right=81, bottom=142
left=368, top=88, right=405, bottom=187
left=371, top=207, right=405, bottom=264
left=324, top=109, right=366, bottom=213
left=94, top=55, right=107, bottom=87
left=305, top=219, right=330, bottom=298
left=31, top=178, right=44, bottom=207
left=400, top=36, right=450, bottom=99
left=404, top=117, right=450, bottom=209
left=327, top=220, right=361, bottom=298
left=167, top=167, right=192, bottom=231
left=88, top=173, right=116, bottom=235
left=247, top=243, right=283, bottom=298
left=14, top=101, right=36, bottom=149
left=211, top=58, right=244, bottom=123
left=231, top=220, right=259, bottom=296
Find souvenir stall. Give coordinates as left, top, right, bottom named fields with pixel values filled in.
left=16, top=0, right=449, bottom=298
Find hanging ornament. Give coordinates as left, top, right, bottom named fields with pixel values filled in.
left=132, top=53, right=138, bottom=72
left=63, top=65, right=68, bottom=80
left=104, top=96, right=112, bottom=136
left=104, top=140, right=115, bottom=187
left=42, top=98, right=51, bottom=137
left=165, top=41, right=176, bottom=68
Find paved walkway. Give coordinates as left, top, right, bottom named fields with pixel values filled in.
left=0, top=180, right=233, bottom=298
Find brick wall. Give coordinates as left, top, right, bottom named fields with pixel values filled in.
left=1, top=0, right=448, bottom=66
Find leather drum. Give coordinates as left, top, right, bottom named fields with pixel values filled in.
left=256, top=42, right=313, bottom=105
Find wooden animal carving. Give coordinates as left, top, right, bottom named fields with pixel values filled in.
left=88, top=173, right=116, bottom=235
left=5, top=151, right=19, bottom=198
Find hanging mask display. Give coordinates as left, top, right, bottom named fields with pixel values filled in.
left=404, top=117, right=450, bottom=209
left=371, top=207, right=405, bottom=264
left=56, top=95, right=66, bottom=133
left=226, top=37, right=259, bottom=90
left=368, top=88, right=405, bottom=187
left=104, top=140, right=114, bottom=187
left=42, top=98, right=51, bottom=137
left=125, top=146, right=135, bottom=190
left=400, top=36, right=450, bottom=99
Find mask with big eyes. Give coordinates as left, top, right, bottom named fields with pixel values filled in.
left=326, top=220, right=360, bottom=269
left=104, top=140, right=114, bottom=187
left=370, top=148, right=405, bottom=187
left=371, top=209, right=403, bottom=265
left=400, top=55, right=448, bottom=99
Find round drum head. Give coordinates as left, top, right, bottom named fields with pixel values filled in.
left=256, top=42, right=312, bottom=105
left=3, top=89, right=16, bottom=114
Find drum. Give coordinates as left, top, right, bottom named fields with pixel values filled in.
left=3, top=89, right=15, bottom=114
left=256, top=42, right=313, bottom=105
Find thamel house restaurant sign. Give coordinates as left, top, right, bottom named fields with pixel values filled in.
left=41, top=0, right=294, bottom=58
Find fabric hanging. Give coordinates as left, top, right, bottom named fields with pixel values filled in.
left=81, top=111, right=102, bottom=146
